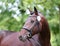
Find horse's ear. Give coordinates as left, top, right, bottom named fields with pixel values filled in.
left=34, top=7, right=38, bottom=15
left=34, top=7, right=41, bottom=21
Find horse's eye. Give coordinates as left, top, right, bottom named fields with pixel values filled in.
left=31, top=20, right=34, bottom=23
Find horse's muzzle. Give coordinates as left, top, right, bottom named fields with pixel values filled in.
left=19, top=35, right=27, bottom=42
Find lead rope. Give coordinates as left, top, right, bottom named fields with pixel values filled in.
left=32, top=38, right=41, bottom=46
left=28, top=39, right=36, bottom=46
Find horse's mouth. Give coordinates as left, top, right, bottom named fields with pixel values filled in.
left=19, top=36, right=27, bottom=42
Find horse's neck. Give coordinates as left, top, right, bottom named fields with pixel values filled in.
left=30, top=34, right=41, bottom=46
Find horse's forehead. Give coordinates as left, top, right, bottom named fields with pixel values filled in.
left=29, top=13, right=41, bottom=21
left=28, top=16, right=36, bottom=20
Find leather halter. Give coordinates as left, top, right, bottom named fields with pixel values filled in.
left=22, top=16, right=40, bottom=37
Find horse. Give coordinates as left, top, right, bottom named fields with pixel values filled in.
left=0, top=30, right=15, bottom=45
left=1, top=7, right=51, bottom=46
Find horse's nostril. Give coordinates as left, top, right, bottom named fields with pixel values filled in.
left=19, top=36, right=22, bottom=40
left=19, top=36, right=26, bottom=42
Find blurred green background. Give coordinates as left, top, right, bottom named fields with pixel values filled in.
left=0, top=0, right=59, bottom=46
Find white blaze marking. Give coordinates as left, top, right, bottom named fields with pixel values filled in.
left=37, top=16, right=41, bottom=21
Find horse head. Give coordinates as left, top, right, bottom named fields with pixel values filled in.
left=19, top=7, right=43, bottom=42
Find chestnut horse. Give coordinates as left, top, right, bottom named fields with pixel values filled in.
left=1, top=7, right=51, bottom=46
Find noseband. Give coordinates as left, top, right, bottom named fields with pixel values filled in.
left=22, top=28, right=32, bottom=36
left=22, top=16, right=40, bottom=37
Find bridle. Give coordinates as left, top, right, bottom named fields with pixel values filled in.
left=22, top=16, right=40, bottom=38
